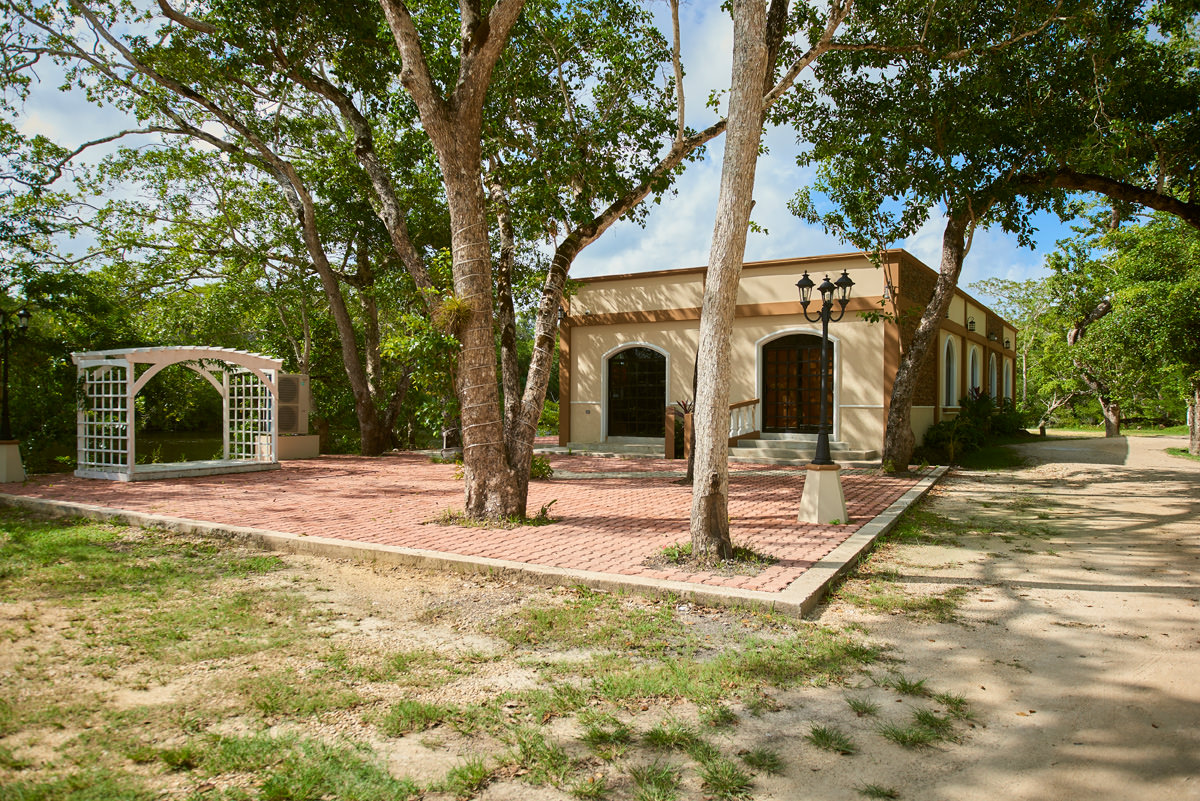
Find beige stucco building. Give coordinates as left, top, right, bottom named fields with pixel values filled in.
left=559, top=250, right=1016, bottom=458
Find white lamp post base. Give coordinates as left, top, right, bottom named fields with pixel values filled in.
left=798, top=463, right=847, bottom=524
left=0, top=441, right=26, bottom=483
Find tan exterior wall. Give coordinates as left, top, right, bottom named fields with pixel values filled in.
left=947, top=296, right=965, bottom=327
left=568, top=320, right=699, bottom=443
left=568, top=312, right=886, bottom=449
left=565, top=250, right=1017, bottom=456
left=911, top=407, right=937, bottom=445
left=737, top=259, right=885, bottom=306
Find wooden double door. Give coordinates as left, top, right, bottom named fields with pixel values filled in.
left=762, top=334, right=832, bottom=433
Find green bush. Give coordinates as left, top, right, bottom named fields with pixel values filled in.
left=918, top=391, right=1030, bottom=465
left=538, top=400, right=559, bottom=435
left=530, top=454, right=554, bottom=480
left=920, top=417, right=983, bottom=463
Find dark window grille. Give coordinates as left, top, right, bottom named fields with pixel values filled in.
left=607, top=347, right=666, bottom=437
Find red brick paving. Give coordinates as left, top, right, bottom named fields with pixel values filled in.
left=2, top=454, right=928, bottom=594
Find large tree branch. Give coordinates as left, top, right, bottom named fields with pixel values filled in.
left=156, top=0, right=216, bottom=34
left=1018, top=168, right=1200, bottom=231
left=277, top=58, right=436, bottom=302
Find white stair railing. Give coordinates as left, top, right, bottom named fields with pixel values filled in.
left=728, top=399, right=760, bottom=442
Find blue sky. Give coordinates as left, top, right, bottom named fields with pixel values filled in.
left=14, top=3, right=1070, bottom=300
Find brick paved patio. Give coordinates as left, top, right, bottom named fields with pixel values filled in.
left=1, top=453, right=931, bottom=595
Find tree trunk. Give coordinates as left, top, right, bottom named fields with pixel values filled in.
left=445, top=160, right=524, bottom=519
left=689, top=0, right=771, bottom=560
left=1101, top=397, right=1122, bottom=438
left=881, top=213, right=971, bottom=471
left=1190, top=382, right=1199, bottom=456
left=1067, top=299, right=1118, bottom=439
left=1076, top=367, right=1122, bottom=438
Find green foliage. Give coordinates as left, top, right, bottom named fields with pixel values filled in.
left=918, top=391, right=1032, bottom=465
left=378, top=699, right=454, bottom=736
left=805, top=723, right=857, bottom=754
left=629, top=761, right=682, bottom=801
left=530, top=455, right=554, bottom=480
left=538, top=399, right=560, bottom=435
left=739, top=747, right=784, bottom=775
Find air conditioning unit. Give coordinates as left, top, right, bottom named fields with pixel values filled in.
left=276, top=373, right=311, bottom=435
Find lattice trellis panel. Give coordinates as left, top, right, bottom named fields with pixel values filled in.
left=228, top=369, right=275, bottom=462
left=77, top=364, right=131, bottom=475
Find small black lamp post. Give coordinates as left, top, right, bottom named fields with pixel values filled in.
left=796, top=270, right=853, bottom=466
left=1, top=307, right=32, bottom=441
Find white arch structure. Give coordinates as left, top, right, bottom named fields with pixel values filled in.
left=72, top=346, right=285, bottom=481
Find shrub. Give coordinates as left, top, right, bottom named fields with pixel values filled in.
left=530, top=455, right=554, bottom=480
left=538, top=400, right=559, bottom=435
left=921, top=416, right=983, bottom=463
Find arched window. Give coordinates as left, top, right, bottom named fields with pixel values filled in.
left=606, top=346, right=667, bottom=437
left=989, top=354, right=998, bottom=399
left=969, top=348, right=980, bottom=393
left=943, top=338, right=957, bottom=407
left=1004, top=361, right=1013, bottom=400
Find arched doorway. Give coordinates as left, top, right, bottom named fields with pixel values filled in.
left=606, top=346, right=666, bottom=437
left=761, top=333, right=831, bottom=433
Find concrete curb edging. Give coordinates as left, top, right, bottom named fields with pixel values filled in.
left=778, top=465, right=949, bottom=615
left=0, top=466, right=946, bottom=619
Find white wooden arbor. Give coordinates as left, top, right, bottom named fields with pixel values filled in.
left=72, top=346, right=285, bottom=481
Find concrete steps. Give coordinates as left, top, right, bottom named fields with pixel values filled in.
left=565, top=436, right=665, bottom=456
left=729, top=432, right=879, bottom=465
left=561, top=432, right=879, bottom=465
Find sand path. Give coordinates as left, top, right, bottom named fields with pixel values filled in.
left=801, top=435, right=1200, bottom=800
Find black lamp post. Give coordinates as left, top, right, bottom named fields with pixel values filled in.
left=795, top=270, right=853, bottom=466
left=1, top=307, right=32, bottom=441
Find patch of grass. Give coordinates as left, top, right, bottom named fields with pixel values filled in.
left=643, top=718, right=705, bottom=751
left=0, top=743, right=33, bottom=770
left=441, top=755, right=492, bottom=799
left=572, top=773, right=610, bottom=799
left=698, top=756, right=754, bottom=800
left=858, top=783, right=901, bottom=799
left=0, top=512, right=281, bottom=602
left=1127, top=425, right=1188, bottom=437
left=699, top=703, right=738, bottom=728
left=431, top=504, right=558, bottom=529
left=805, top=723, right=857, bottom=754
left=877, top=706, right=959, bottom=748
left=0, top=770, right=155, bottom=800
left=739, top=746, right=784, bottom=775
left=629, top=761, right=682, bottom=801
left=932, top=692, right=973, bottom=720
left=506, top=726, right=571, bottom=786
left=1167, top=447, right=1200, bottom=463
left=379, top=699, right=455, bottom=735
left=884, top=503, right=970, bottom=545
left=198, top=733, right=422, bottom=800
left=659, top=540, right=777, bottom=571
left=876, top=721, right=940, bottom=748
left=580, top=712, right=635, bottom=756
left=956, top=444, right=1029, bottom=470
left=881, top=674, right=930, bottom=697
left=912, top=708, right=955, bottom=739
left=489, top=586, right=684, bottom=653
left=838, top=576, right=970, bottom=622
left=846, top=695, right=880, bottom=717
left=237, top=669, right=362, bottom=718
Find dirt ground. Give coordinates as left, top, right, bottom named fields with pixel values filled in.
left=2, top=434, right=1197, bottom=800
left=805, top=433, right=1200, bottom=800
